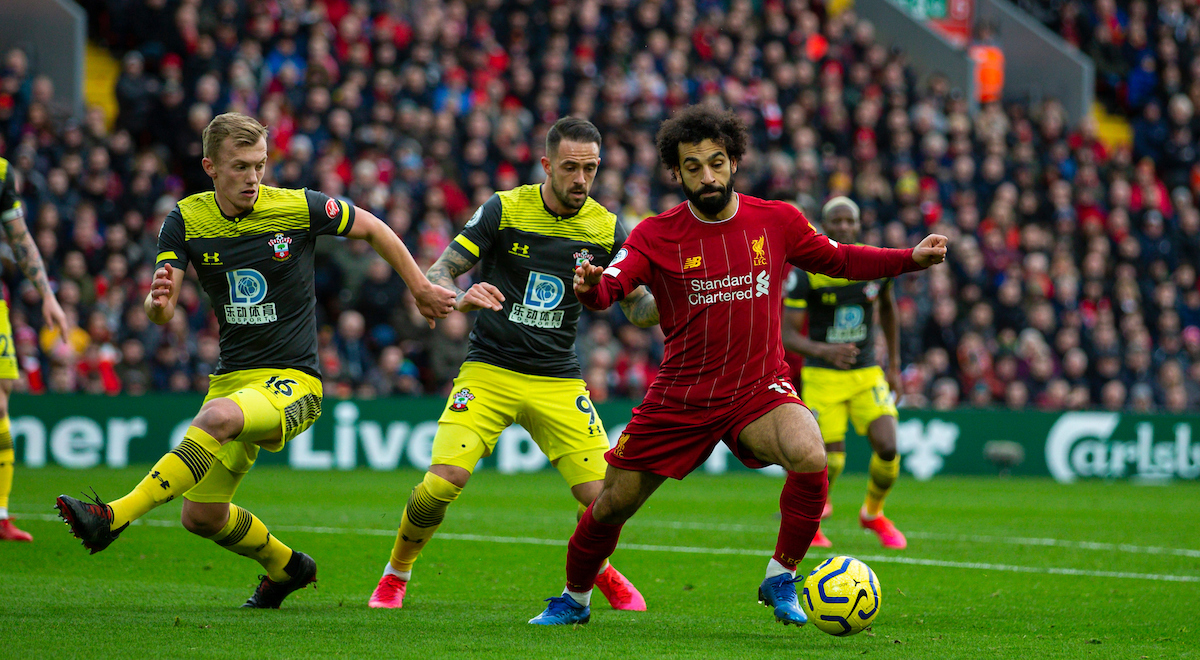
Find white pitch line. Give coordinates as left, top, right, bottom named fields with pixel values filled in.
left=898, top=531, right=1200, bottom=558
left=457, top=512, right=1200, bottom=559
left=27, top=513, right=1198, bottom=584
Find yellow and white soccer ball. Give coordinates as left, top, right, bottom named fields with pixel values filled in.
left=800, top=556, right=881, bottom=636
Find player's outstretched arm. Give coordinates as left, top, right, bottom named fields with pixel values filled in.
left=912, top=234, right=948, bottom=267
left=574, top=261, right=628, bottom=311
left=145, top=263, right=184, bottom=325
left=426, top=246, right=504, bottom=314
left=794, top=228, right=949, bottom=281
left=1, top=213, right=68, bottom=335
left=619, top=286, right=659, bottom=327
left=348, top=207, right=456, bottom=327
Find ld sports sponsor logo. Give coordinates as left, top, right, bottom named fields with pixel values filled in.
left=225, top=269, right=277, bottom=325
left=509, top=271, right=566, bottom=329
left=688, top=271, right=769, bottom=305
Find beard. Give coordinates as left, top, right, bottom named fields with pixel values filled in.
left=552, top=180, right=588, bottom=211
left=683, top=175, right=734, bottom=216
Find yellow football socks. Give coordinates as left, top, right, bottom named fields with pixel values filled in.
left=110, top=427, right=222, bottom=528
left=208, top=504, right=293, bottom=582
left=864, top=453, right=900, bottom=517
left=826, top=451, right=846, bottom=488
left=389, top=471, right=462, bottom=573
left=0, top=416, right=13, bottom=514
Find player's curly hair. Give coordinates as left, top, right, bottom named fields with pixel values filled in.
left=655, top=105, right=748, bottom=176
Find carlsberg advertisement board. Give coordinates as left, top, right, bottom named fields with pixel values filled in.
left=9, top=395, right=1199, bottom=483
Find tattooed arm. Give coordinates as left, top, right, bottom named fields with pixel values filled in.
left=4, top=215, right=50, bottom=298
left=427, top=245, right=504, bottom=313
left=2, top=215, right=68, bottom=334
left=619, top=285, right=659, bottom=328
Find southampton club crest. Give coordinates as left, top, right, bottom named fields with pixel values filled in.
left=449, top=387, right=475, bottom=412
left=574, top=248, right=594, bottom=268
left=864, top=280, right=881, bottom=301
left=269, top=233, right=292, bottom=261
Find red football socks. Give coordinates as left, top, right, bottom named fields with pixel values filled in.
left=774, top=468, right=829, bottom=570
left=565, top=503, right=624, bottom=592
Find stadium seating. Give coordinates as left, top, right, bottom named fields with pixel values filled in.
left=0, top=0, right=1195, bottom=412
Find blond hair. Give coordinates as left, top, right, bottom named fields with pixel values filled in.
left=202, top=112, right=268, bottom=162
left=821, top=196, right=860, bottom=221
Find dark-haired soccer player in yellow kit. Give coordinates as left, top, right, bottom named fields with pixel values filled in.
left=56, top=112, right=456, bottom=608
left=782, top=197, right=907, bottom=549
left=368, top=117, right=657, bottom=611
left=0, top=157, right=69, bottom=542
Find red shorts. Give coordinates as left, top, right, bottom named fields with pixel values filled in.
left=606, top=376, right=807, bottom=480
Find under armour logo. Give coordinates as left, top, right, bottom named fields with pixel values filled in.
left=755, top=271, right=770, bottom=297
left=202, top=252, right=221, bottom=264
left=151, top=470, right=170, bottom=490
left=510, top=243, right=530, bottom=257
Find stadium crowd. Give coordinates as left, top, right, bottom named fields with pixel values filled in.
left=0, top=0, right=1198, bottom=412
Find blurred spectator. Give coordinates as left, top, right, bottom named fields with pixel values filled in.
left=0, top=1, right=1190, bottom=412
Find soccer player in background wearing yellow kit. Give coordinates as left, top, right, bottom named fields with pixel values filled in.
left=368, top=117, right=657, bottom=611
left=0, top=156, right=69, bottom=542
left=782, top=197, right=908, bottom=549
left=56, top=112, right=456, bottom=607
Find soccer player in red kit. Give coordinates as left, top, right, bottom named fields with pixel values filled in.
left=529, top=106, right=947, bottom=626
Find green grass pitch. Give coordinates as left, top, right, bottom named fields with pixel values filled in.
left=2, top=466, right=1197, bottom=659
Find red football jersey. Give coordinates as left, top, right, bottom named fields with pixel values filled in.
left=579, top=194, right=921, bottom=408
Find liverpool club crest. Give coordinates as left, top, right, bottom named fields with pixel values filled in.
left=269, top=233, right=292, bottom=261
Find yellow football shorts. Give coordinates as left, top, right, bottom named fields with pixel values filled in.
left=0, top=301, right=17, bottom=380
left=185, top=368, right=323, bottom=503
left=433, top=361, right=608, bottom=487
left=801, top=365, right=898, bottom=444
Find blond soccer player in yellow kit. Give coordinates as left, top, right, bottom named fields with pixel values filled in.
left=782, top=197, right=907, bottom=549
left=0, top=156, right=69, bottom=542
left=56, top=112, right=455, bottom=607
left=368, top=117, right=658, bottom=611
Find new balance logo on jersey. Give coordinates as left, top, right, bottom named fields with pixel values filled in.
left=684, top=256, right=702, bottom=269
left=756, top=271, right=770, bottom=297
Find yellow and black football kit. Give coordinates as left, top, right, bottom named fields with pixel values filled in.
left=0, top=158, right=21, bottom=522
left=0, top=159, right=23, bottom=380
left=786, top=269, right=898, bottom=445
left=155, top=185, right=353, bottom=500
left=437, top=184, right=627, bottom=486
